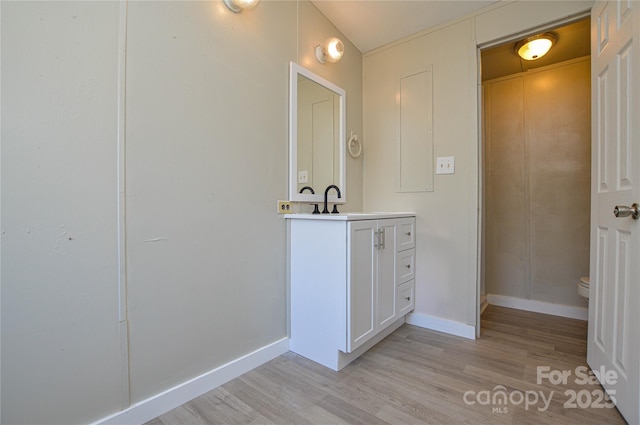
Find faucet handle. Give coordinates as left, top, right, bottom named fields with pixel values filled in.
left=331, top=204, right=340, bottom=214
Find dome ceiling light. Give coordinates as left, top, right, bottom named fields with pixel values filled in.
left=515, top=33, right=557, bottom=61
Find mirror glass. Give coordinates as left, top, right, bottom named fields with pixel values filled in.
left=289, top=62, right=345, bottom=203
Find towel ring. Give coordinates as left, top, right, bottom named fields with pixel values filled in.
left=348, top=133, right=362, bottom=158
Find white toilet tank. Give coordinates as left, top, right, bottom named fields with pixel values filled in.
left=578, top=276, right=590, bottom=299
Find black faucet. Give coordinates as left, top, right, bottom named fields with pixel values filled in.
left=323, top=185, right=342, bottom=214
left=299, top=186, right=320, bottom=214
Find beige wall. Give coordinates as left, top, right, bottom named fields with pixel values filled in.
left=484, top=75, right=528, bottom=299
left=124, top=0, right=296, bottom=403
left=1, top=1, right=362, bottom=423
left=296, top=0, right=363, bottom=212
left=363, top=19, right=479, bottom=325
left=1, top=2, right=123, bottom=423
left=361, top=0, right=593, bottom=330
left=484, top=58, right=591, bottom=307
left=475, top=1, right=594, bottom=46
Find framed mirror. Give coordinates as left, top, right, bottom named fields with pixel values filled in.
left=289, top=62, right=346, bottom=203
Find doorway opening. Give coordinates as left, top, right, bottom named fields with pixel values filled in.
left=478, top=16, right=591, bottom=334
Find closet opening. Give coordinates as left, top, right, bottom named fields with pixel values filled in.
left=478, top=16, right=592, bottom=335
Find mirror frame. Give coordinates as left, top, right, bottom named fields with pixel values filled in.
left=289, top=62, right=346, bottom=203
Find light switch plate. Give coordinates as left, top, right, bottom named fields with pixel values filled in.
left=436, top=156, right=455, bottom=174
left=298, top=170, right=308, bottom=184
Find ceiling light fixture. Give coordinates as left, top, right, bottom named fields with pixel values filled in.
left=315, top=37, right=344, bottom=64
left=223, top=0, right=259, bottom=13
left=515, top=33, right=557, bottom=60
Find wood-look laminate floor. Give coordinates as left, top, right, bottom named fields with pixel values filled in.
left=146, top=306, right=627, bottom=425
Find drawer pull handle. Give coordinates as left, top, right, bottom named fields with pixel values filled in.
left=405, top=232, right=411, bottom=236
left=405, top=296, right=411, bottom=301
left=405, top=264, right=411, bottom=269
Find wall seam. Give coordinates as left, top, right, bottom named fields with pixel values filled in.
left=522, top=76, right=532, bottom=300
left=116, top=0, right=131, bottom=410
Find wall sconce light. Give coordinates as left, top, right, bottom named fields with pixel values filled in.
left=315, top=37, right=344, bottom=64
left=515, top=33, right=557, bottom=60
left=223, top=0, right=259, bottom=13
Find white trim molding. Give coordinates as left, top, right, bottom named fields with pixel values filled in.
left=406, top=312, right=476, bottom=340
left=93, top=337, right=289, bottom=425
left=487, top=294, right=588, bottom=321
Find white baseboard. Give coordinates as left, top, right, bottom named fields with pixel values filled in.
left=480, top=294, right=489, bottom=314
left=487, top=294, right=588, bottom=321
left=93, top=337, right=290, bottom=425
left=406, top=312, right=476, bottom=340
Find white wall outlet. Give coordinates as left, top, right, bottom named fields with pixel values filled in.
left=277, top=200, right=292, bottom=214
left=436, top=156, right=455, bottom=174
left=298, top=170, right=308, bottom=184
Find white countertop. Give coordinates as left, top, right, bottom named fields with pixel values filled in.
left=285, top=212, right=415, bottom=221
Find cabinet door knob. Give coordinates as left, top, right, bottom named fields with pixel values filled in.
left=405, top=231, right=411, bottom=236
left=405, top=264, right=411, bottom=269
left=405, top=296, right=411, bottom=301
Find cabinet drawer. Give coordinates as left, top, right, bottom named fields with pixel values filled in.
left=398, top=218, right=415, bottom=251
left=397, top=280, right=415, bottom=316
left=396, top=248, right=415, bottom=284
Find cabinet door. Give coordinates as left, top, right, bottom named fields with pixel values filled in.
left=347, top=221, right=377, bottom=352
left=377, top=219, right=397, bottom=329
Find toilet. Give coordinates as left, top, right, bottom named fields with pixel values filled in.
left=577, top=276, right=590, bottom=299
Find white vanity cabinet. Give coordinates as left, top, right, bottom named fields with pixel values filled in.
left=287, top=213, right=415, bottom=371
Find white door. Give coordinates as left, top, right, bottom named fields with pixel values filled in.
left=588, top=2, right=640, bottom=423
